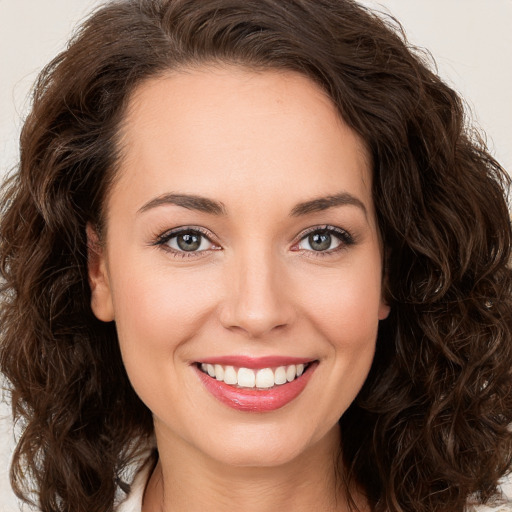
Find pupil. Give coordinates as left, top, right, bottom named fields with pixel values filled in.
left=177, top=233, right=201, bottom=251
left=309, top=231, right=331, bottom=251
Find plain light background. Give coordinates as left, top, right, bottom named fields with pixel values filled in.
left=1, top=1, right=511, bottom=509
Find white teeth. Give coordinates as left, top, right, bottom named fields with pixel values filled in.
left=255, top=368, right=274, bottom=388
left=286, top=365, right=296, bottom=382
left=223, top=366, right=237, bottom=385
left=237, top=368, right=256, bottom=388
left=214, top=364, right=224, bottom=381
left=199, top=362, right=310, bottom=389
left=274, top=366, right=287, bottom=385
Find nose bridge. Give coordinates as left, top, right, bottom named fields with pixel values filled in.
left=219, top=242, right=294, bottom=338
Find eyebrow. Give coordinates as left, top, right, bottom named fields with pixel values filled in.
left=138, top=193, right=227, bottom=215
left=138, top=191, right=367, bottom=217
left=290, top=192, right=367, bottom=217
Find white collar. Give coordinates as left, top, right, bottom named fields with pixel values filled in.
left=116, top=456, right=153, bottom=512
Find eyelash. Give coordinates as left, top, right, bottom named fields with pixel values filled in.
left=153, top=225, right=355, bottom=259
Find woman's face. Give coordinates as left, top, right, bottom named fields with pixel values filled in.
left=88, top=66, right=389, bottom=467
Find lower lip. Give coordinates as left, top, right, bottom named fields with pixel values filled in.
left=195, top=363, right=317, bottom=412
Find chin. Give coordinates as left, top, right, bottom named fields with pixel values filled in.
left=191, top=420, right=336, bottom=469
left=207, top=441, right=306, bottom=469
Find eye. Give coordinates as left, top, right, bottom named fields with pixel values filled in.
left=295, top=226, right=354, bottom=253
left=155, top=227, right=219, bottom=256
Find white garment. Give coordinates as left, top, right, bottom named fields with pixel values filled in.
left=467, top=507, right=512, bottom=512
left=116, top=460, right=152, bottom=512
left=114, top=460, right=512, bottom=512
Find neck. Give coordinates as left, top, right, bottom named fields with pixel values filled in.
left=142, top=425, right=366, bottom=512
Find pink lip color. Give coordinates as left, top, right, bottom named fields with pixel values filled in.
left=194, top=361, right=317, bottom=412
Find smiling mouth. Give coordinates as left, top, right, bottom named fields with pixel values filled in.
left=197, top=362, right=313, bottom=390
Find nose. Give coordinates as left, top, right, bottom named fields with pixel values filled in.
left=218, top=248, right=296, bottom=339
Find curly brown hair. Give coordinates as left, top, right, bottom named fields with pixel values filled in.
left=1, top=1, right=511, bottom=511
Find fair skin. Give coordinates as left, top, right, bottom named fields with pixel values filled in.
left=88, top=66, right=389, bottom=511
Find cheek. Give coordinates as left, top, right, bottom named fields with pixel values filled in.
left=110, top=262, right=220, bottom=357
left=296, top=261, right=384, bottom=348
left=288, top=263, right=383, bottom=427
left=108, top=263, right=223, bottom=412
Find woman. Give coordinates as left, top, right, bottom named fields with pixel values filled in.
left=1, top=0, right=511, bottom=511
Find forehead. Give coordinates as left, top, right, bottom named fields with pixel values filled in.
left=112, top=66, right=372, bottom=217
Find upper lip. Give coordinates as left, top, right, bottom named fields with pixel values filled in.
left=195, top=355, right=316, bottom=369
